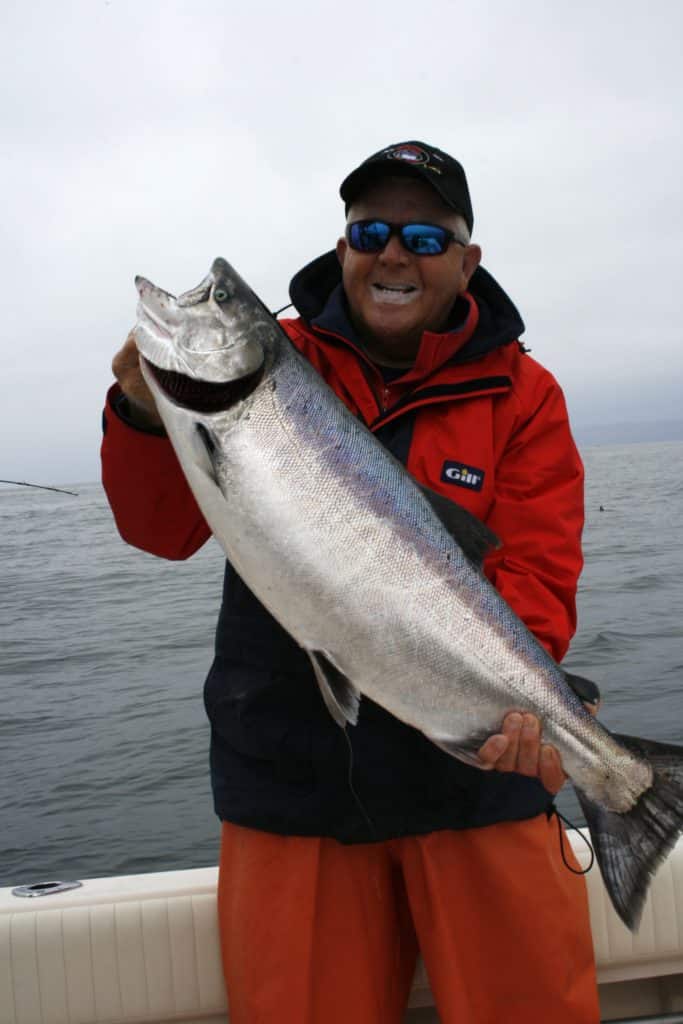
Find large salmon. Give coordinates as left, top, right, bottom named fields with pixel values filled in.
left=133, top=257, right=683, bottom=930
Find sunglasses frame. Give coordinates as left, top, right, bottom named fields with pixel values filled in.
left=345, top=220, right=464, bottom=257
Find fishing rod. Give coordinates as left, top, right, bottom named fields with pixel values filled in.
left=0, top=480, right=79, bottom=496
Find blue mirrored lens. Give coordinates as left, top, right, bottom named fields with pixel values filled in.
left=401, top=224, right=448, bottom=254
left=348, top=221, right=450, bottom=255
left=349, top=221, right=391, bottom=252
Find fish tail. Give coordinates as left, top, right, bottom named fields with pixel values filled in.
left=575, top=732, right=683, bottom=931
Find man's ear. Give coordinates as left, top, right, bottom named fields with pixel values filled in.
left=461, top=244, right=482, bottom=289
left=336, top=236, right=348, bottom=266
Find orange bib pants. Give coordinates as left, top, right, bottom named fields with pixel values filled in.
left=217, top=813, right=599, bottom=1024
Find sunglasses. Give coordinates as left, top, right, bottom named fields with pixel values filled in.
left=346, top=220, right=464, bottom=256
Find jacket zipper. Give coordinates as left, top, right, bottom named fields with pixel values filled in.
left=311, top=325, right=389, bottom=416
left=310, top=328, right=512, bottom=422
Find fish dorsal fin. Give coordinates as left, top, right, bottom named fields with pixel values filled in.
left=306, top=649, right=361, bottom=728
left=563, top=671, right=601, bottom=706
left=418, top=484, right=500, bottom=566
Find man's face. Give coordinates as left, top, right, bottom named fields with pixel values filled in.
left=336, top=177, right=481, bottom=364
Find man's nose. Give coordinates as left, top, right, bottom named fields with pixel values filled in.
left=378, top=233, right=409, bottom=264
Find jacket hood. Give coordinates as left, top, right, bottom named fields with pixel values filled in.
left=288, top=250, right=525, bottom=364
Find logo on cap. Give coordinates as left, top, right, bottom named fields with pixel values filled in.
left=387, top=144, right=430, bottom=165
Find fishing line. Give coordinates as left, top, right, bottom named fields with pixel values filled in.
left=271, top=302, right=294, bottom=317
left=555, top=810, right=595, bottom=875
left=0, top=479, right=78, bottom=496
left=342, top=727, right=377, bottom=839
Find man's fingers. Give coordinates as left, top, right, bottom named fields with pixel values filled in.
left=477, top=733, right=508, bottom=769
left=111, top=330, right=163, bottom=428
left=495, top=712, right=522, bottom=772
left=539, top=744, right=567, bottom=795
left=112, top=331, right=140, bottom=377
left=477, top=705, right=594, bottom=790
left=516, top=713, right=541, bottom=777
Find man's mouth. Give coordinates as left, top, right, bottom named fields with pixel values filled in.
left=371, top=283, right=419, bottom=305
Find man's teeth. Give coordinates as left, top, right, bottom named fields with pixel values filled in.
left=372, top=283, right=418, bottom=304
left=375, top=284, right=415, bottom=292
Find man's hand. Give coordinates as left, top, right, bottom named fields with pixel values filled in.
left=478, top=704, right=600, bottom=796
left=112, top=331, right=164, bottom=430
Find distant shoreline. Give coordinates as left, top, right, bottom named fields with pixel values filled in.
left=2, top=428, right=683, bottom=491
left=573, top=420, right=683, bottom=448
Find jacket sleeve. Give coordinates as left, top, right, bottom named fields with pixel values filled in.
left=483, top=370, right=584, bottom=663
left=100, top=384, right=211, bottom=559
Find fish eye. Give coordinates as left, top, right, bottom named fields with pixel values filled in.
left=214, top=288, right=229, bottom=303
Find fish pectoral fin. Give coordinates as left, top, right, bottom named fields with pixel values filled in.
left=417, top=484, right=500, bottom=566
left=192, top=423, right=220, bottom=487
left=306, top=649, right=361, bottom=729
left=426, top=733, right=490, bottom=770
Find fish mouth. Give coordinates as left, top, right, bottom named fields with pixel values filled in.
left=143, top=359, right=264, bottom=414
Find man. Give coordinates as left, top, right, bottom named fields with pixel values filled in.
left=102, top=141, right=600, bottom=1023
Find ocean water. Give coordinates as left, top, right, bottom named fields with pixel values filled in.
left=1, top=442, right=682, bottom=888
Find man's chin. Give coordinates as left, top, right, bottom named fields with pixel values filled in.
left=360, top=321, right=422, bottom=363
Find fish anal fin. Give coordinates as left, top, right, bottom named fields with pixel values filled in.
left=426, top=733, right=491, bottom=770
left=417, top=484, right=500, bottom=566
left=306, top=649, right=361, bottom=729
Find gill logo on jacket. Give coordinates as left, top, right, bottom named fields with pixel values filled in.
left=440, top=461, right=485, bottom=492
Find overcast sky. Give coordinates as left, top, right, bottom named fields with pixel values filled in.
left=1, top=0, right=681, bottom=484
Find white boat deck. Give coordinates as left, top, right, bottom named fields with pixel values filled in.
left=1, top=830, right=683, bottom=1023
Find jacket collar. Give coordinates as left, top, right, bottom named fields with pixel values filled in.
left=288, top=250, right=525, bottom=375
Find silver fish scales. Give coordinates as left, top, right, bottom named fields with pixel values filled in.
left=133, top=257, right=683, bottom=930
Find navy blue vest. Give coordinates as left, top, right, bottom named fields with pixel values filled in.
left=204, top=373, right=552, bottom=841
left=205, top=274, right=552, bottom=840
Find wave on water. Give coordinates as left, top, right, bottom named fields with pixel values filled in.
left=1, top=444, right=683, bottom=886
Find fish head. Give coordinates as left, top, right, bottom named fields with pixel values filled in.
left=134, top=257, right=278, bottom=416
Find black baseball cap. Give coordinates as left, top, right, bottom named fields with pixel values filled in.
left=339, top=141, right=474, bottom=235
